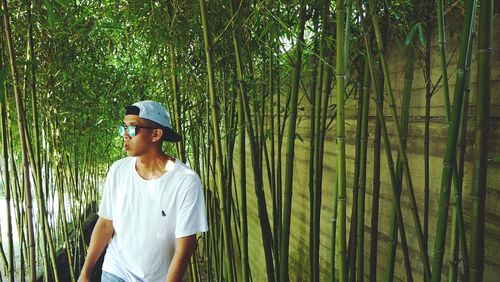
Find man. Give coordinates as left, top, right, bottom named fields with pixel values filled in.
left=78, top=100, right=208, bottom=282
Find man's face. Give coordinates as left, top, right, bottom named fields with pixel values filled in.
left=122, top=115, right=155, bottom=156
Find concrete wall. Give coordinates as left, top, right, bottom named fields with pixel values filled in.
left=232, top=12, right=500, bottom=282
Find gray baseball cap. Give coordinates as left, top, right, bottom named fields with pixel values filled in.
left=125, top=100, right=181, bottom=142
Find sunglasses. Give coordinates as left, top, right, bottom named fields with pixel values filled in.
left=118, top=125, right=157, bottom=138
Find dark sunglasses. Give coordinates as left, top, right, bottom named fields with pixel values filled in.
left=118, top=125, right=157, bottom=138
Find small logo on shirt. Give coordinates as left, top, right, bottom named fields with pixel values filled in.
left=161, top=210, right=166, bottom=217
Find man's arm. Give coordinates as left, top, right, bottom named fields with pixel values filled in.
left=164, top=235, right=197, bottom=282
left=78, top=217, right=114, bottom=282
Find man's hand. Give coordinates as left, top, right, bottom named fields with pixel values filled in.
left=78, top=217, right=114, bottom=281
left=164, top=235, right=197, bottom=282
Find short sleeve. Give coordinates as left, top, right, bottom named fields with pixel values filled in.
left=175, top=175, right=209, bottom=238
left=98, top=167, right=115, bottom=220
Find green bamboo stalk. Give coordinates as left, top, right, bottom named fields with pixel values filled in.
left=270, top=61, right=280, bottom=282
left=312, top=1, right=333, bottom=281
left=457, top=81, right=471, bottom=282
left=369, top=65, right=382, bottom=281
left=52, top=124, right=78, bottom=282
left=309, top=7, right=320, bottom=281
left=343, top=0, right=352, bottom=68
left=7, top=120, right=26, bottom=280
left=362, top=32, right=413, bottom=282
left=238, top=86, right=249, bottom=282
left=222, top=69, right=238, bottom=282
left=0, top=210, right=9, bottom=275
left=368, top=5, right=388, bottom=281
left=423, top=19, right=432, bottom=269
left=385, top=44, right=416, bottom=282
left=280, top=3, right=306, bottom=281
left=355, top=58, right=370, bottom=282
left=449, top=19, right=476, bottom=282
left=436, top=0, right=451, bottom=123
left=26, top=1, right=61, bottom=277
left=431, top=0, right=477, bottom=279
left=199, top=0, right=234, bottom=280
left=229, top=1, right=275, bottom=280
left=348, top=64, right=363, bottom=282
left=330, top=174, right=338, bottom=282
left=266, top=5, right=279, bottom=277
left=336, top=1, right=348, bottom=280
left=275, top=6, right=283, bottom=265
left=1, top=0, right=37, bottom=279
left=367, top=0, right=431, bottom=278
left=322, top=42, right=335, bottom=282
left=0, top=32, right=13, bottom=282
left=168, top=44, right=186, bottom=163
left=202, top=123, right=214, bottom=282
left=469, top=0, right=492, bottom=280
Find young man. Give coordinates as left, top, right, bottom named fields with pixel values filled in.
left=78, top=100, right=208, bottom=282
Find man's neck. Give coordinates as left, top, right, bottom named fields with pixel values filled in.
left=135, top=149, right=175, bottom=180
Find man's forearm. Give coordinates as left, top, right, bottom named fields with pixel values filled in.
left=165, top=235, right=197, bottom=282
left=80, top=217, right=114, bottom=276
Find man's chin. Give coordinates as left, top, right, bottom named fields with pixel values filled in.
left=125, top=149, right=136, bottom=156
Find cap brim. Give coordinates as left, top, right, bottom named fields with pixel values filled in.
left=163, top=127, right=182, bottom=142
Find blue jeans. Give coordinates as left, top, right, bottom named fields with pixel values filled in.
left=101, top=271, right=126, bottom=282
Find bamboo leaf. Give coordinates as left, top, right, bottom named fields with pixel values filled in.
left=53, top=0, right=69, bottom=9
left=44, top=0, right=57, bottom=28
left=418, top=24, right=427, bottom=46
left=95, top=24, right=126, bottom=31
left=16, top=60, right=34, bottom=66
left=296, top=133, right=304, bottom=143
left=405, top=23, right=419, bottom=45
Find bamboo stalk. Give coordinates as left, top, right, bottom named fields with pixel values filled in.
left=280, top=3, right=306, bottom=281
left=469, top=0, right=492, bottom=280
left=368, top=5, right=388, bottom=280
left=385, top=44, right=416, bottom=282
left=238, top=84, right=249, bottom=282
left=199, top=0, right=234, bottom=280
left=229, top=1, right=275, bottom=280
left=336, top=1, right=348, bottom=280
left=431, top=0, right=477, bottom=279
left=362, top=32, right=413, bottom=282
left=423, top=18, right=432, bottom=271
left=309, top=7, right=320, bottom=281
left=449, top=18, right=476, bottom=282
left=312, top=1, right=333, bottom=281
left=168, top=44, right=186, bottom=163
left=0, top=29, right=14, bottom=282
left=1, top=0, right=37, bottom=279
left=7, top=121, right=26, bottom=280
left=436, top=0, right=451, bottom=123
left=26, top=1, right=61, bottom=277
left=355, top=58, right=370, bottom=282
left=367, top=0, right=431, bottom=278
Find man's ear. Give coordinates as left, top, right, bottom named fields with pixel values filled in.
left=152, top=128, right=164, bottom=143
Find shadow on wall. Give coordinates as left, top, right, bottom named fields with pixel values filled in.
left=36, top=211, right=105, bottom=282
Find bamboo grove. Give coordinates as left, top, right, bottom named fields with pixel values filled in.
left=0, top=0, right=496, bottom=281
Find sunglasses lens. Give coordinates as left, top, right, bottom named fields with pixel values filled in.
left=128, top=126, right=136, bottom=137
left=119, top=126, right=125, bottom=136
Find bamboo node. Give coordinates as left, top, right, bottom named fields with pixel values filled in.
left=478, top=48, right=492, bottom=53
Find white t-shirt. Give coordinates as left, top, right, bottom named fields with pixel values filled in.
left=98, top=156, right=208, bottom=282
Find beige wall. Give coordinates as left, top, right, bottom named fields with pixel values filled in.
left=232, top=13, right=500, bottom=281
